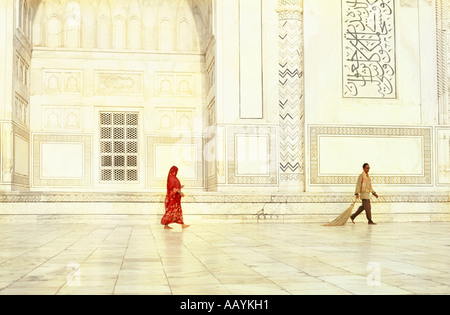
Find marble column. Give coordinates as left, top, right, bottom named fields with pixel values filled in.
left=277, top=0, right=305, bottom=192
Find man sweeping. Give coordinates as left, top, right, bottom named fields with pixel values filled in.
left=351, top=163, right=379, bottom=225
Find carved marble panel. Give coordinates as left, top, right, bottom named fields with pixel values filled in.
left=176, top=110, right=193, bottom=131
left=154, top=108, right=195, bottom=133
left=14, top=94, right=29, bottom=128
left=44, top=70, right=82, bottom=94
left=15, top=52, right=29, bottom=88
left=176, top=75, right=194, bottom=96
left=96, top=71, right=143, bottom=95
left=156, top=110, right=175, bottom=132
left=44, top=72, right=63, bottom=93
left=43, top=106, right=82, bottom=130
left=156, top=73, right=194, bottom=97
left=64, top=108, right=81, bottom=129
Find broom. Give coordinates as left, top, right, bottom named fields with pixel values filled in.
left=323, top=197, right=358, bottom=226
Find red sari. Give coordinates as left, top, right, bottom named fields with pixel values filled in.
left=161, top=166, right=184, bottom=225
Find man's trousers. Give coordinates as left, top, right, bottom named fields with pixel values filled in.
left=351, top=199, right=372, bottom=222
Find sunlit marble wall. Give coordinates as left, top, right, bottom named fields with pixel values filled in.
left=28, top=0, right=212, bottom=192
left=0, top=0, right=448, bottom=201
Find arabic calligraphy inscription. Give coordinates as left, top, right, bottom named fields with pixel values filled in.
left=342, top=0, right=396, bottom=98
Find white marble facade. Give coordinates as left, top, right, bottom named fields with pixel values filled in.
left=0, top=0, right=448, bottom=221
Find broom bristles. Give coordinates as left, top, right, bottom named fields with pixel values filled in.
left=323, top=203, right=356, bottom=226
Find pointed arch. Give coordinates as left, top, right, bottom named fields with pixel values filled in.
left=141, top=1, right=157, bottom=50
left=32, top=0, right=46, bottom=46
left=189, top=0, right=213, bottom=51
left=176, top=0, right=199, bottom=52
left=128, top=0, right=141, bottom=18
left=159, top=18, right=174, bottom=51
left=157, top=0, right=177, bottom=51
left=79, top=0, right=96, bottom=48
left=29, top=0, right=213, bottom=52
left=128, top=0, right=142, bottom=50
left=177, top=19, right=192, bottom=51
left=97, top=0, right=112, bottom=49
left=98, top=0, right=111, bottom=16
left=65, top=14, right=81, bottom=48
left=97, top=15, right=110, bottom=49
left=65, top=1, right=82, bottom=49
left=47, top=14, right=62, bottom=48
left=129, top=16, right=141, bottom=50
left=112, top=15, right=126, bottom=49
left=97, top=0, right=111, bottom=49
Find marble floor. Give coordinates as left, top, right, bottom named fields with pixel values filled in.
left=0, top=220, right=449, bottom=295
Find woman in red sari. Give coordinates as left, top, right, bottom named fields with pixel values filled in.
left=161, top=166, right=190, bottom=229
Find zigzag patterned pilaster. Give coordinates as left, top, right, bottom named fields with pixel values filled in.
left=277, top=1, right=305, bottom=189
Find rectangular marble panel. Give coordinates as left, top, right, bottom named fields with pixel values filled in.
left=32, top=134, right=91, bottom=187
left=14, top=135, right=29, bottom=177
left=236, top=135, right=269, bottom=176
left=206, top=136, right=217, bottom=186
left=154, top=144, right=197, bottom=180
left=147, top=136, right=204, bottom=188
left=239, top=0, right=263, bottom=119
left=319, top=136, right=423, bottom=176
left=41, top=143, right=84, bottom=179
left=227, top=125, right=277, bottom=185
left=310, top=126, right=432, bottom=185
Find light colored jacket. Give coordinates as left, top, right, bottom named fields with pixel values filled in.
left=355, top=172, right=376, bottom=200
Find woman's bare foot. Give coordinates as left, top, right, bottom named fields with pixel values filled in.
left=164, top=225, right=173, bottom=229
left=182, top=224, right=190, bottom=229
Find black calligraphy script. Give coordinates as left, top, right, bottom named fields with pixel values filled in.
left=342, top=0, right=396, bottom=98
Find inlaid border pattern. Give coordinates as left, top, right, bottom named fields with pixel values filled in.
left=227, top=125, right=278, bottom=185
left=0, top=192, right=447, bottom=204
left=309, top=126, right=432, bottom=185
